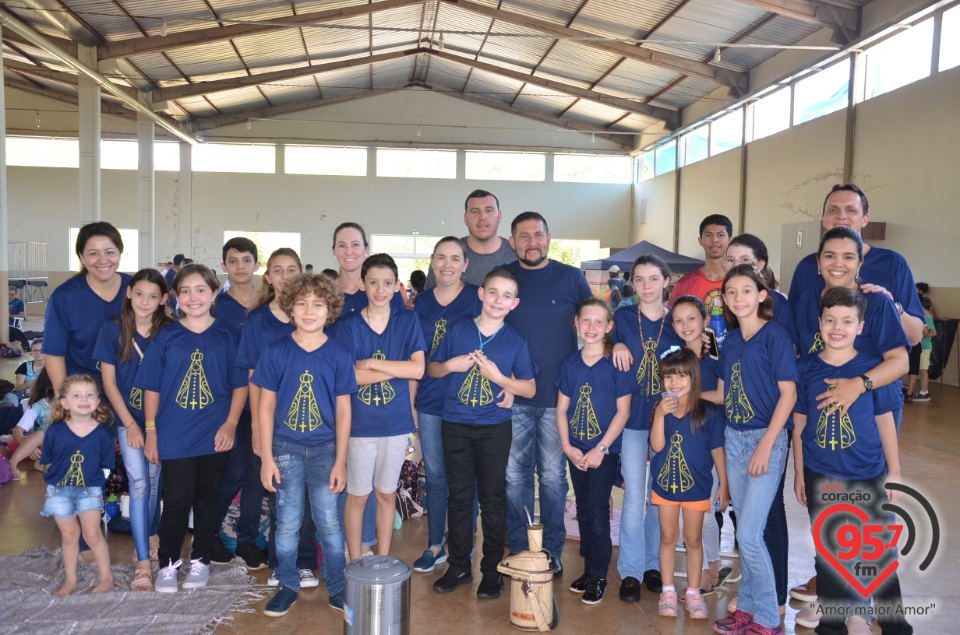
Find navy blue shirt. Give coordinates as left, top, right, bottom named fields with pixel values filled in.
left=612, top=305, right=683, bottom=431
left=251, top=335, right=358, bottom=446
left=413, top=283, right=483, bottom=416
left=41, top=422, right=115, bottom=487
left=135, top=320, right=246, bottom=460
left=720, top=322, right=797, bottom=430
left=504, top=260, right=593, bottom=407
left=214, top=291, right=249, bottom=335
left=793, top=288, right=909, bottom=361
left=93, top=319, right=155, bottom=428
left=332, top=308, right=425, bottom=437
left=700, top=354, right=721, bottom=392
left=556, top=352, right=633, bottom=453
left=433, top=317, right=537, bottom=425
left=43, top=273, right=132, bottom=384
left=796, top=353, right=900, bottom=480
left=342, top=289, right=405, bottom=317
left=771, top=289, right=799, bottom=347
left=235, top=304, right=295, bottom=372
left=650, top=405, right=725, bottom=502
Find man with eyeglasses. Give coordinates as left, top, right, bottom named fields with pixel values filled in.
left=667, top=214, right=733, bottom=309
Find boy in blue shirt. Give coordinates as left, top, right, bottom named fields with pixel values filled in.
left=333, top=254, right=426, bottom=561
left=793, top=287, right=912, bottom=635
left=253, top=273, right=357, bottom=616
left=428, top=267, right=537, bottom=599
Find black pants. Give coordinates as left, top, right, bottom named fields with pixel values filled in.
left=158, top=452, right=229, bottom=566
left=568, top=452, right=618, bottom=578
left=442, top=419, right=512, bottom=574
left=217, top=411, right=265, bottom=543
left=804, top=467, right=913, bottom=635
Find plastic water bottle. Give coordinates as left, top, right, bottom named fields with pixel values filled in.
left=104, top=494, right=120, bottom=534
left=710, top=306, right=727, bottom=352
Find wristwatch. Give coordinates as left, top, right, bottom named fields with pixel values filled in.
left=894, top=302, right=904, bottom=316
left=860, top=374, right=874, bottom=391
left=598, top=444, right=609, bottom=455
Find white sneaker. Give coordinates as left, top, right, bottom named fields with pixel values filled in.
left=155, top=559, right=182, bottom=594
left=182, top=559, right=210, bottom=590
left=796, top=604, right=821, bottom=628
left=267, top=572, right=279, bottom=587
left=299, top=569, right=320, bottom=588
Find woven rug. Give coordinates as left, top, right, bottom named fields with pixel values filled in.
left=0, top=547, right=269, bottom=635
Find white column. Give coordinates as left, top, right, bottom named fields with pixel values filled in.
left=138, top=110, right=155, bottom=268
left=77, top=44, right=100, bottom=223
left=178, top=141, right=193, bottom=256
left=0, top=23, right=10, bottom=342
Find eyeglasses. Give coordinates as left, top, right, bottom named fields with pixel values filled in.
left=721, top=256, right=757, bottom=268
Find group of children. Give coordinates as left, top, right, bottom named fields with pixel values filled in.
left=25, top=219, right=913, bottom=634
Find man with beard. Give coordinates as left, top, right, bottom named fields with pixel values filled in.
left=502, top=212, right=592, bottom=574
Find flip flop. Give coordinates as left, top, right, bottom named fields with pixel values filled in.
left=700, top=566, right=733, bottom=595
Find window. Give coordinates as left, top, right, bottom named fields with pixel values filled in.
left=750, top=86, right=791, bottom=141
left=6, top=137, right=78, bottom=167
left=678, top=126, right=709, bottom=167
left=864, top=19, right=933, bottom=100
left=940, top=5, right=960, bottom=71
left=222, top=231, right=301, bottom=275
left=793, top=60, right=850, bottom=125
left=710, top=109, right=743, bottom=156
left=376, top=149, right=456, bottom=179
left=284, top=145, right=367, bottom=176
left=554, top=154, right=632, bottom=184
left=101, top=140, right=138, bottom=170
left=466, top=151, right=545, bottom=181
left=654, top=141, right=676, bottom=176
left=639, top=152, right=655, bottom=181
left=154, top=142, right=181, bottom=172
left=69, top=226, right=139, bottom=273
left=193, top=143, right=275, bottom=173
left=369, top=234, right=443, bottom=287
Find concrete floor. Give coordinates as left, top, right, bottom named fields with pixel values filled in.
left=2, top=344, right=957, bottom=634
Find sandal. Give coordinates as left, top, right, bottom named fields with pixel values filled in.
left=686, top=590, right=708, bottom=619
left=658, top=589, right=678, bottom=617
left=701, top=566, right=733, bottom=595
left=131, top=567, right=154, bottom=592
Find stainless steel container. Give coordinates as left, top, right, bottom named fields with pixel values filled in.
left=343, top=555, right=411, bottom=635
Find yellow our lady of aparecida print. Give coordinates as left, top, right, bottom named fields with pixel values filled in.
left=129, top=387, right=142, bottom=411
left=725, top=361, right=755, bottom=425
left=569, top=384, right=602, bottom=441
left=657, top=432, right=694, bottom=494
left=808, top=332, right=825, bottom=355
left=177, top=349, right=214, bottom=410
left=431, top=318, right=447, bottom=357
left=459, top=360, right=494, bottom=408
left=358, top=350, right=395, bottom=407
left=636, top=338, right=662, bottom=396
left=815, top=385, right=856, bottom=450
left=58, top=450, right=86, bottom=487
left=285, top=370, right=322, bottom=432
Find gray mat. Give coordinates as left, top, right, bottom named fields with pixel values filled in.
left=0, top=547, right=270, bottom=634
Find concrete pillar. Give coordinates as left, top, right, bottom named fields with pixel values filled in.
left=77, top=44, right=100, bottom=224
left=1, top=24, right=9, bottom=342
left=138, top=110, right=155, bottom=268
left=178, top=141, right=193, bottom=256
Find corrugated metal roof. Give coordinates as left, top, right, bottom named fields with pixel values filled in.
left=500, top=0, right=583, bottom=25
left=372, top=5, right=426, bottom=51
left=653, top=74, right=721, bottom=108
left=422, top=54, right=471, bottom=91
left=536, top=39, right=622, bottom=86
left=609, top=112, right=663, bottom=132
left=232, top=29, right=310, bottom=71
left=643, top=0, right=768, bottom=62
left=596, top=59, right=683, bottom=100
left=432, top=2, right=490, bottom=57
left=512, top=85, right=577, bottom=116
left=301, top=15, right=371, bottom=60
left=564, top=98, right=627, bottom=126
left=463, top=66, right=524, bottom=104
left=115, top=0, right=223, bottom=38
left=574, top=0, right=681, bottom=40
left=719, top=15, right=821, bottom=71
left=164, top=40, right=248, bottom=82
left=259, top=74, right=321, bottom=105
left=206, top=85, right=269, bottom=114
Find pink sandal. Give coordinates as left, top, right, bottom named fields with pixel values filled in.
left=658, top=589, right=678, bottom=617
left=686, top=590, right=708, bottom=619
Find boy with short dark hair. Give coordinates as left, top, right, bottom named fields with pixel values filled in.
left=792, top=287, right=912, bottom=635
left=333, top=254, right=426, bottom=561
left=428, top=267, right=537, bottom=599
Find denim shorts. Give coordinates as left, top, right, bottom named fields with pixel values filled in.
left=40, top=485, right=104, bottom=518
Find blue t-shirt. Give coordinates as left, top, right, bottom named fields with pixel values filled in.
left=700, top=354, right=721, bottom=392
left=342, top=289, right=405, bottom=317
left=504, top=260, right=593, bottom=407
left=413, top=283, right=483, bottom=416
left=433, top=317, right=537, bottom=425
left=9, top=298, right=24, bottom=315
left=214, top=291, right=249, bottom=335
left=720, top=322, right=797, bottom=430
left=93, top=319, right=155, bottom=428
left=235, top=304, right=296, bottom=372
left=795, top=354, right=900, bottom=480
left=789, top=246, right=923, bottom=321
left=42, top=273, right=132, bottom=384
left=612, top=305, right=683, bottom=431
left=556, top=352, right=633, bottom=453
left=135, top=320, right=246, bottom=460
left=793, top=288, right=909, bottom=363
left=771, top=289, right=799, bottom=347
left=650, top=405, right=725, bottom=502
left=332, top=308, right=425, bottom=437
left=41, top=422, right=115, bottom=487
left=251, top=335, right=358, bottom=446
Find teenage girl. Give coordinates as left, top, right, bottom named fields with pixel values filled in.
left=138, top=264, right=248, bottom=593
left=650, top=348, right=728, bottom=620
left=8, top=369, right=55, bottom=478
left=611, top=255, right=682, bottom=601
left=39, top=375, right=116, bottom=596
left=557, top=298, right=632, bottom=605
left=712, top=265, right=797, bottom=635
left=14, top=339, right=45, bottom=394
left=95, top=268, right=173, bottom=591
left=411, top=236, right=482, bottom=572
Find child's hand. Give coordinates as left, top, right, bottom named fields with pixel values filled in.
left=446, top=354, right=475, bottom=373
left=816, top=377, right=863, bottom=416
left=261, top=458, right=280, bottom=493
left=611, top=343, right=633, bottom=371
left=656, top=394, right=678, bottom=416
left=495, top=388, right=514, bottom=409
left=214, top=423, right=236, bottom=452
left=885, top=472, right=901, bottom=504
left=355, top=358, right=376, bottom=371
left=125, top=425, right=145, bottom=449
left=29, top=446, right=43, bottom=462
left=748, top=442, right=772, bottom=477
left=251, top=432, right=261, bottom=457
left=472, top=351, right=504, bottom=383
left=329, top=462, right=347, bottom=494
left=794, top=476, right=807, bottom=507
left=581, top=446, right=604, bottom=470
left=714, top=485, right=730, bottom=512
left=144, top=435, right=159, bottom=466
left=563, top=445, right=584, bottom=467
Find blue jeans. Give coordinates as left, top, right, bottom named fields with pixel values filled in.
left=506, top=406, right=568, bottom=557
left=118, top=425, right=162, bottom=562
left=273, top=440, right=346, bottom=595
left=617, top=429, right=660, bottom=579
left=725, top=427, right=788, bottom=629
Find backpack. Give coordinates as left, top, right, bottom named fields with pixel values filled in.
left=0, top=456, right=13, bottom=485
left=395, top=459, right=424, bottom=520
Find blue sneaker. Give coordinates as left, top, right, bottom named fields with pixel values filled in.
left=328, top=592, right=344, bottom=612
left=263, top=587, right=298, bottom=617
left=413, top=547, right=448, bottom=573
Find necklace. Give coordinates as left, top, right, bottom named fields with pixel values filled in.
left=476, top=317, right=505, bottom=351
left=637, top=305, right=666, bottom=350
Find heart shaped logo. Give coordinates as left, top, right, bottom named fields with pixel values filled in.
left=813, top=503, right=899, bottom=599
